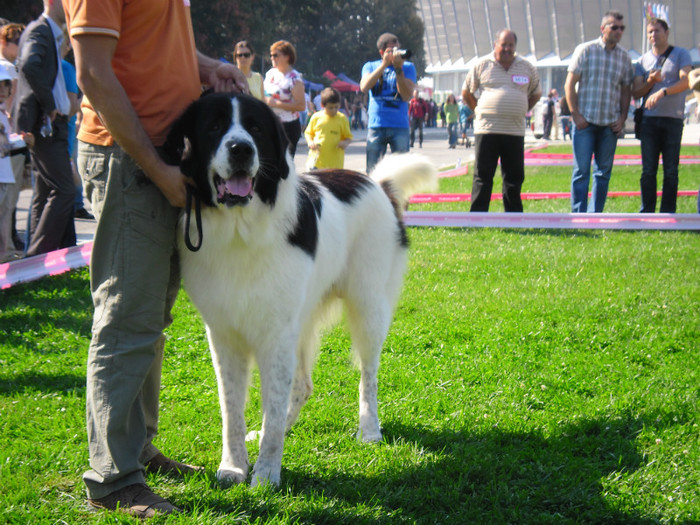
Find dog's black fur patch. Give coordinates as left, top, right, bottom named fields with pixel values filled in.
left=311, top=169, right=374, bottom=204
left=288, top=178, right=322, bottom=256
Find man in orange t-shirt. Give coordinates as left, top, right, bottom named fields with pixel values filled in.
left=63, top=0, right=247, bottom=517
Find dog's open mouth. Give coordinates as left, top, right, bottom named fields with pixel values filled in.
left=214, top=172, right=253, bottom=207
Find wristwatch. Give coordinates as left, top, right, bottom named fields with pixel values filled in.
left=662, top=88, right=668, bottom=96
left=395, top=68, right=403, bottom=76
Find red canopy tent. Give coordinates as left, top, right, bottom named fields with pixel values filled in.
left=330, top=79, right=361, bottom=92
left=321, top=70, right=360, bottom=92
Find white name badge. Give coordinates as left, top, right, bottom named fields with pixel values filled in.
left=512, top=75, right=529, bottom=85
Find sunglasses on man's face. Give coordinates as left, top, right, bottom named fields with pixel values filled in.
left=236, top=52, right=251, bottom=58
left=609, top=24, right=625, bottom=31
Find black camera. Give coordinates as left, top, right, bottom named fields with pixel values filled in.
left=397, top=49, right=412, bottom=60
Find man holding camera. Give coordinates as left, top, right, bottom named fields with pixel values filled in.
left=631, top=17, right=691, bottom=213
left=462, top=29, right=541, bottom=212
left=360, top=32, right=415, bottom=173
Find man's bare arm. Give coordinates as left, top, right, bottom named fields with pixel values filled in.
left=72, top=34, right=189, bottom=208
left=565, top=71, right=587, bottom=130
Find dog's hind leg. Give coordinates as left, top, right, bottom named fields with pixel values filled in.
left=286, top=299, right=341, bottom=432
left=286, top=320, right=325, bottom=432
left=345, top=299, right=391, bottom=443
left=209, top=335, right=251, bottom=488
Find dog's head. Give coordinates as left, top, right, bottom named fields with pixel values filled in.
left=165, top=92, right=290, bottom=208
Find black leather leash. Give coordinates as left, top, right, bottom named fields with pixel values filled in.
left=184, top=184, right=203, bottom=252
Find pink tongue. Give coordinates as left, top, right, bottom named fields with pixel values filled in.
left=224, top=177, right=252, bottom=197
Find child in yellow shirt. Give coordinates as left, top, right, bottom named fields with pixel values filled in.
left=305, top=87, right=353, bottom=169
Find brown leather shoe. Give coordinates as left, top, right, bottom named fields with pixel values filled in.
left=88, top=483, right=180, bottom=518
left=144, top=452, right=205, bottom=477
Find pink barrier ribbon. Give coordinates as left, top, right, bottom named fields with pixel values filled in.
left=524, top=152, right=700, bottom=160
left=404, top=211, right=700, bottom=230
left=1, top=242, right=92, bottom=290
left=437, top=165, right=468, bottom=178
left=522, top=148, right=700, bottom=166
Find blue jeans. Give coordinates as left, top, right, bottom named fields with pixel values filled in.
left=366, top=127, right=410, bottom=173
left=571, top=123, right=618, bottom=212
left=639, top=116, right=683, bottom=213
left=447, top=122, right=458, bottom=146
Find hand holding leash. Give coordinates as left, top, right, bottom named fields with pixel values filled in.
left=150, top=162, right=193, bottom=209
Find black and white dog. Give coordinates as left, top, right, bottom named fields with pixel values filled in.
left=166, top=93, right=437, bottom=487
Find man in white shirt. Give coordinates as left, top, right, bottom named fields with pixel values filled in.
left=462, top=29, right=541, bottom=212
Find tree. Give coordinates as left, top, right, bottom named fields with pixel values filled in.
left=191, top=0, right=426, bottom=83
left=247, top=0, right=426, bottom=82
left=1, top=1, right=43, bottom=25
left=4, top=0, right=426, bottom=85
left=190, top=2, right=251, bottom=62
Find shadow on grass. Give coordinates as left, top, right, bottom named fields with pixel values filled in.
left=0, top=371, right=85, bottom=395
left=0, top=269, right=93, bottom=352
left=193, top=412, right=692, bottom=524
left=1, top=270, right=90, bottom=395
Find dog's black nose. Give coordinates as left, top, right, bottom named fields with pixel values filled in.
left=227, top=142, right=253, bottom=162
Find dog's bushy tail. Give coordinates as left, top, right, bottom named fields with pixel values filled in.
left=370, top=153, right=438, bottom=218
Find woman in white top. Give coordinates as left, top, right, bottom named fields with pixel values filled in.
left=264, top=40, right=305, bottom=157
left=233, top=40, right=264, bottom=101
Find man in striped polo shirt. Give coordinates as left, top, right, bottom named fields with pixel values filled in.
left=565, top=10, right=634, bottom=213
left=462, top=29, right=541, bottom=212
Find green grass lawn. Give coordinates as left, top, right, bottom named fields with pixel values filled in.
left=1, top=160, right=699, bottom=524
left=432, top=154, right=700, bottom=214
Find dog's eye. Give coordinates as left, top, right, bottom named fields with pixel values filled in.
left=241, top=117, right=262, bottom=136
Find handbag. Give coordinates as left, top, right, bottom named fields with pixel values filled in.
left=633, top=107, right=644, bottom=139
left=634, top=45, right=674, bottom=140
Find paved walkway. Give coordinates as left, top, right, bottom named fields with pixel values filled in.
left=15, top=123, right=700, bottom=245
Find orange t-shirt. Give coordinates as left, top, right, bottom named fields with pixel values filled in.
left=64, top=0, right=201, bottom=146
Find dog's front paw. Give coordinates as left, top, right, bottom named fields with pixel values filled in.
left=250, top=460, right=280, bottom=488
left=356, top=426, right=383, bottom=443
left=216, top=467, right=248, bottom=488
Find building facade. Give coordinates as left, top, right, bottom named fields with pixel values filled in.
left=417, top=0, right=699, bottom=99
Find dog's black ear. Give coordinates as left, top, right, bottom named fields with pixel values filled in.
left=274, top=110, right=290, bottom=180
left=164, top=105, right=192, bottom=165
left=180, top=136, right=196, bottom=179
left=164, top=102, right=198, bottom=180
